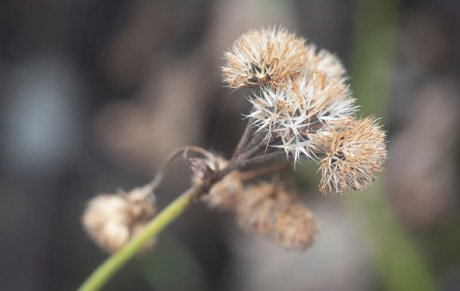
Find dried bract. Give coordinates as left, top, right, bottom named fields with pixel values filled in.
left=222, top=27, right=308, bottom=89
left=315, top=118, right=387, bottom=193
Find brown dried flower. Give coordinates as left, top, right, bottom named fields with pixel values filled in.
left=315, top=118, right=387, bottom=193
left=303, top=45, right=347, bottom=83
left=201, top=171, right=244, bottom=210
left=236, top=184, right=291, bottom=235
left=249, top=71, right=356, bottom=162
left=222, top=27, right=308, bottom=89
left=236, top=183, right=317, bottom=250
left=82, top=184, right=156, bottom=253
left=273, top=204, right=317, bottom=250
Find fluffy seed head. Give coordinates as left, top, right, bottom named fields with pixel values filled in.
left=222, top=27, right=308, bottom=89
left=248, top=72, right=356, bottom=162
left=315, top=118, right=387, bottom=194
left=82, top=185, right=156, bottom=253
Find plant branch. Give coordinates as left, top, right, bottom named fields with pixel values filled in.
left=150, top=145, right=217, bottom=191
left=232, top=118, right=253, bottom=159
left=78, top=187, right=200, bottom=291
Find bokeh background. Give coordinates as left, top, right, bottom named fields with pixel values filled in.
left=1, top=0, right=459, bottom=290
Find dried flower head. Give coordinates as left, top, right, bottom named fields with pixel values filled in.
left=273, top=204, right=317, bottom=250
left=82, top=185, right=156, bottom=253
left=222, top=27, right=308, bottom=89
left=201, top=171, right=244, bottom=210
left=236, top=183, right=293, bottom=235
left=304, top=45, right=347, bottom=82
left=249, top=72, right=356, bottom=162
left=315, top=118, right=387, bottom=193
left=236, top=183, right=317, bottom=250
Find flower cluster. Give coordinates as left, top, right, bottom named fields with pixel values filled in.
left=201, top=170, right=317, bottom=251
left=222, top=27, right=386, bottom=194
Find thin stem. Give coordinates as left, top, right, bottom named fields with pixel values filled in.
left=242, top=131, right=266, bottom=152
left=150, top=145, right=217, bottom=191
left=78, top=187, right=199, bottom=291
left=232, top=118, right=253, bottom=159
left=239, top=151, right=285, bottom=169
left=238, top=160, right=288, bottom=181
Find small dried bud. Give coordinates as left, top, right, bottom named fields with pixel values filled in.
left=249, top=72, right=356, bottom=162
left=304, top=45, right=347, bottom=82
left=222, top=27, right=308, bottom=89
left=191, top=155, right=229, bottom=189
left=273, top=204, right=317, bottom=251
left=236, top=183, right=316, bottom=251
left=315, top=118, right=387, bottom=193
left=236, top=184, right=291, bottom=235
left=201, top=171, right=244, bottom=210
left=82, top=184, right=156, bottom=253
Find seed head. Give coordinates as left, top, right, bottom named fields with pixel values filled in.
left=201, top=171, right=244, bottom=210
left=82, top=185, right=156, bottom=253
left=248, top=72, right=356, bottom=162
left=222, top=27, right=308, bottom=89
left=273, top=203, right=317, bottom=251
left=304, top=45, right=347, bottom=83
left=315, top=118, right=387, bottom=194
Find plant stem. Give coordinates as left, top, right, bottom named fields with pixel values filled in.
left=78, top=187, right=199, bottom=291
left=232, top=118, right=253, bottom=159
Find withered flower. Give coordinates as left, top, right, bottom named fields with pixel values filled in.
left=236, top=183, right=317, bottom=250
left=315, top=118, right=387, bottom=193
left=248, top=72, right=356, bottom=162
left=222, top=27, right=308, bottom=89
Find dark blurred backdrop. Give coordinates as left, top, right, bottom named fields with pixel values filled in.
left=1, top=0, right=459, bottom=290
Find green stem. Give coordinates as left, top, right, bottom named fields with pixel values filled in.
left=78, top=187, right=198, bottom=291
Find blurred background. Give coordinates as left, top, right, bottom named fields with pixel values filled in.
left=1, top=0, right=459, bottom=290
